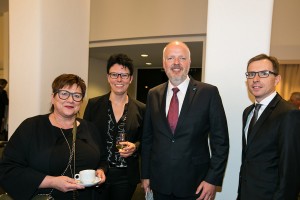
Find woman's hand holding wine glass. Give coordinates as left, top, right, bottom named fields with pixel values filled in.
left=116, top=133, right=126, bottom=150
left=116, top=133, right=136, bottom=158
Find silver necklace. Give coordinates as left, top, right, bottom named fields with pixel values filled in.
left=53, top=114, right=78, bottom=199
left=59, top=128, right=76, bottom=178
left=59, top=126, right=78, bottom=200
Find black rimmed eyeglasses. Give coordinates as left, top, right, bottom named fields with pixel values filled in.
left=245, top=70, right=278, bottom=79
left=108, top=72, right=131, bottom=79
left=55, top=90, right=83, bottom=102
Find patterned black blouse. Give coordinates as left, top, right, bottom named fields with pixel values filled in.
left=106, top=100, right=128, bottom=168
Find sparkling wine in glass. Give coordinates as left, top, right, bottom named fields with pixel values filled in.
left=116, top=133, right=126, bottom=150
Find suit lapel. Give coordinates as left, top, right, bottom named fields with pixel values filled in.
left=175, top=79, right=197, bottom=134
left=243, top=105, right=254, bottom=150
left=158, top=83, right=173, bottom=135
left=246, top=94, right=281, bottom=148
left=125, top=96, right=134, bottom=140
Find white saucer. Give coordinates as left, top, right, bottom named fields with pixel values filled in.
left=77, top=177, right=101, bottom=187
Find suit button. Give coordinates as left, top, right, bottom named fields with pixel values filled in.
left=172, top=140, right=175, bottom=143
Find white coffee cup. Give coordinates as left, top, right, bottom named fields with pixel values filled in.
left=74, top=169, right=96, bottom=184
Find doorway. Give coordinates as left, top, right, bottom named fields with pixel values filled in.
left=136, top=68, right=202, bottom=104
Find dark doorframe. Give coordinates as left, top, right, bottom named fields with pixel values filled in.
left=136, top=68, right=201, bottom=104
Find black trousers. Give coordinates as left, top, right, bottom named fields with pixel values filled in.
left=98, top=167, right=137, bottom=200
left=153, top=190, right=199, bottom=200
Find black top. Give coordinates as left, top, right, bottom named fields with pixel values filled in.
left=106, top=100, right=128, bottom=168
left=83, top=93, right=146, bottom=185
left=0, top=114, right=108, bottom=200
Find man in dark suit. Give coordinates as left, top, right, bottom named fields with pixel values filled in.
left=141, top=41, right=229, bottom=200
left=237, top=54, right=300, bottom=200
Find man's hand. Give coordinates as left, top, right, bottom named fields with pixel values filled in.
left=141, top=179, right=151, bottom=193
left=195, top=181, right=216, bottom=200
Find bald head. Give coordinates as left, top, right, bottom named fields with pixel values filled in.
left=163, top=41, right=191, bottom=60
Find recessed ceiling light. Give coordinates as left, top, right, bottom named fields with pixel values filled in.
left=141, top=54, right=148, bottom=57
left=146, top=63, right=152, bottom=65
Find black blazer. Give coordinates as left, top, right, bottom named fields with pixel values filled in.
left=83, top=93, right=146, bottom=185
left=141, top=78, right=229, bottom=197
left=238, top=94, right=300, bottom=200
left=0, top=115, right=107, bottom=200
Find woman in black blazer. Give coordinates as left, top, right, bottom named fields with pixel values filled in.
left=84, top=54, right=145, bottom=200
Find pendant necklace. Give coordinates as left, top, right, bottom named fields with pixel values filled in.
left=59, top=127, right=78, bottom=200
left=59, top=127, right=76, bottom=178
left=53, top=114, right=77, bottom=199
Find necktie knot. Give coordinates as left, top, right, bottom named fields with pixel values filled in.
left=254, top=103, right=262, bottom=111
left=172, top=87, right=179, bottom=94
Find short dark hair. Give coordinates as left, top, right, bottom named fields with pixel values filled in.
left=247, top=54, right=280, bottom=74
left=50, top=74, right=86, bottom=112
left=106, top=53, right=134, bottom=75
left=0, top=79, right=8, bottom=87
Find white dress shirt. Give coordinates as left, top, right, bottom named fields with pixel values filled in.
left=245, top=91, right=277, bottom=142
left=165, top=76, right=190, bottom=117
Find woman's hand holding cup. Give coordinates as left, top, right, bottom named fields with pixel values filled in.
left=74, top=169, right=96, bottom=184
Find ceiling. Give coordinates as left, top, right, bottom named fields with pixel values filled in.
left=89, top=41, right=203, bottom=68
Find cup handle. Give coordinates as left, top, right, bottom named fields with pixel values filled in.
left=74, top=174, right=80, bottom=180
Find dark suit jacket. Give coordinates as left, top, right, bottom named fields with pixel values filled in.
left=83, top=93, right=146, bottom=185
left=238, top=93, right=300, bottom=200
left=141, top=78, right=229, bottom=197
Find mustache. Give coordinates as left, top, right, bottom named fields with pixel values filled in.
left=171, top=64, right=182, bottom=70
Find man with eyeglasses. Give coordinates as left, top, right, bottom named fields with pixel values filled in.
left=237, top=54, right=300, bottom=200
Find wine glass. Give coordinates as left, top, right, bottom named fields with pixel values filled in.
left=116, top=133, right=126, bottom=150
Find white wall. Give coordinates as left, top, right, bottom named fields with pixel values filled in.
left=9, top=0, right=90, bottom=136
left=90, top=0, right=207, bottom=42
left=205, top=1, right=273, bottom=199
